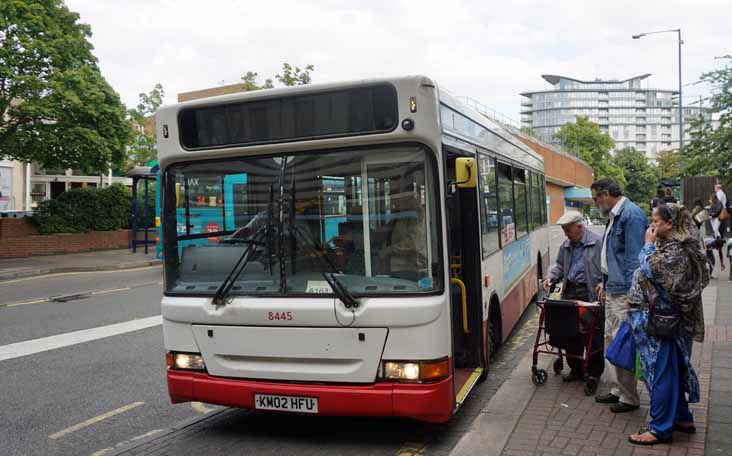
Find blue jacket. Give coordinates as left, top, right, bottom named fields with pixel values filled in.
left=604, top=199, right=648, bottom=294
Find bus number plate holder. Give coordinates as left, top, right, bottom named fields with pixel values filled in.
left=254, top=393, right=319, bottom=414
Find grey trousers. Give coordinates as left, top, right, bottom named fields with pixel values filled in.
left=604, top=294, right=640, bottom=406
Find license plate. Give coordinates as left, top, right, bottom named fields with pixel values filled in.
left=254, top=393, right=318, bottom=414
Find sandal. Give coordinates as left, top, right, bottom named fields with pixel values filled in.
left=628, top=427, right=672, bottom=446
left=673, top=422, right=696, bottom=434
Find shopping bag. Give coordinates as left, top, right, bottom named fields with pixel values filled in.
left=605, top=321, right=636, bottom=372
left=635, top=353, right=644, bottom=380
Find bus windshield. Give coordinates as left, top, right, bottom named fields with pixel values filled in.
left=162, top=145, right=442, bottom=296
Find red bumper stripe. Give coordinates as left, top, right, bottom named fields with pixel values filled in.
left=167, top=370, right=454, bottom=423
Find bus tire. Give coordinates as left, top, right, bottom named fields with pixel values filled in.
left=488, top=297, right=502, bottom=359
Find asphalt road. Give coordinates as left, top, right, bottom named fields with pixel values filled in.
left=0, top=227, right=575, bottom=456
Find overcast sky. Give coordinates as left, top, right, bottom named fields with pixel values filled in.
left=66, top=0, right=731, bottom=122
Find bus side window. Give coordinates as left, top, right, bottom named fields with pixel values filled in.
left=478, top=153, right=499, bottom=257
left=513, top=167, right=528, bottom=238
left=497, top=162, right=515, bottom=246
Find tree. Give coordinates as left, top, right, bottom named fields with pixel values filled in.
left=241, top=63, right=314, bottom=91
left=0, top=0, right=132, bottom=171
left=127, top=83, right=164, bottom=167
left=683, top=55, right=732, bottom=184
left=612, top=147, right=656, bottom=209
left=554, top=116, right=626, bottom=187
left=240, top=71, right=273, bottom=91
left=655, top=148, right=682, bottom=180
left=276, top=63, right=314, bottom=86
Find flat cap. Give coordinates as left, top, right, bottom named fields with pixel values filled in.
left=556, top=211, right=584, bottom=226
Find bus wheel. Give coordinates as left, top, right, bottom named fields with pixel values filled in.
left=488, top=300, right=501, bottom=359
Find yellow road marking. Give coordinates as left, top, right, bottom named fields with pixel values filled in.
left=0, top=266, right=160, bottom=285
left=396, top=440, right=429, bottom=456
left=49, top=401, right=145, bottom=440
left=191, top=401, right=215, bottom=414
left=90, top=287, right=132, bottom=296
left=3, top=281, right=161, bottom=308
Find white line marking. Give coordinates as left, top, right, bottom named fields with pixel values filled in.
left=5, top=298, right=49, bottom=307
left=0, top=315, right=162, bottom=362
left=90, top=429, right=164, bottom=455
left=49, top=401, right=145, bottom=439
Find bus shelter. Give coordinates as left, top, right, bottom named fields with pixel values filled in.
left=127, top=165, right=158, bottom=254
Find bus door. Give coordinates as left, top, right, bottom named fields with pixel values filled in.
left=446, top=150, right=485, bottom=408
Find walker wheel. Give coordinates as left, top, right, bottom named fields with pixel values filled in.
left=553, top=358, right=564, bottom=375
left=532, top=368, right=548, bottom=386
left=584, top=377, right=598, bottom=396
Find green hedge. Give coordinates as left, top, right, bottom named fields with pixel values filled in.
left=32, top=184, right=155, bottom=234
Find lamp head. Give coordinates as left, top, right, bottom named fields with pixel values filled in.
left=632, top=34, right=644, bottom=39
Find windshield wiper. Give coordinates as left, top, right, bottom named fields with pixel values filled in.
left=287, top=222, right=357, bottom=309
left=212, top=226, right=269, bottom=306
left=321, top=271, right=359, bottom=309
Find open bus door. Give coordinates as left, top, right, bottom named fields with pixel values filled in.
left=446, top=152, right=486, bottom=410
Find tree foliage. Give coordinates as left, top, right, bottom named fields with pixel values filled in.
left=612, top=147, right=657, bottom=209
left=683, top=55, right=732, bottom=184
left=241, top=71, right=274, bottom=91
left=127, top=83, right=164, bottom=167
left=0, top=0, right=132, bottom=171
left=241, top=63, right=314, bottom=91
left=554, top=116, right=626, bottom=187
left=655, top=148, right=682, bottom=180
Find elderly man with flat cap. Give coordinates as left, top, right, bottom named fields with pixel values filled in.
left=543, top=211, right=605, bottom=382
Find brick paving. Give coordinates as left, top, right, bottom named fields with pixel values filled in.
left=500, top=274, right=731, bottom=456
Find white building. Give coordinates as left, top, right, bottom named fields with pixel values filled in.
left=520, top=74, right=711, bottom=161
left=0, top=160, right=131, bottom=213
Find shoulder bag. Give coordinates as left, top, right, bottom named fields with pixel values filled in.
left=720, top=206, right=730, bottom=222
left=646, top=279, right=680, bottom=339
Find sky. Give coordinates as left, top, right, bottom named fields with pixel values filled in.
left=66, top=0, right=731, bottom=122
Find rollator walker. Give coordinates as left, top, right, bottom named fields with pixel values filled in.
left=531, top=281, right=603, bottom=395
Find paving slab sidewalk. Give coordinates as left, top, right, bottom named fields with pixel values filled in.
left=451, top=271, right=730, bottom=456
left=0, top=249, right=161, bottom=281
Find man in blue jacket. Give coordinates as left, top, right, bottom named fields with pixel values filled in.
left=591, top=178, right=648, bottom=413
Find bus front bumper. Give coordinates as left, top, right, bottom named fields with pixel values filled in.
left=167, top=370, right=453, bottom=423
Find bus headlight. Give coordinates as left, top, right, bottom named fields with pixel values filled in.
left=166, top=351, right=206, bottom=371
left=381, top=358, right=449, bottom=382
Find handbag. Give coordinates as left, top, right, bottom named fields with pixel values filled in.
left=606, top=321, right=636, bottom=372
left=720, top=206, right=730, bottom=222
left=646, top=279, right=680, bottom=339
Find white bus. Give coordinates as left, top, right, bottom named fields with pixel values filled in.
left=156, top=76, right=550, bottom=423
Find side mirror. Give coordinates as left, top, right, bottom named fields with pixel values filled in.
left=456, top=157, right=477, bottom=189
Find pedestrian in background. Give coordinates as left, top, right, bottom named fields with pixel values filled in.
left=715, top=184, right=730, bottom=239
left=715, top=184, right=727, bottom=208
left=662, top=187, right=677, bottom=204
left=624, top=204, right=708, bottom=445
left=709, top=193, right=723, bottom=239
left=544, top=211, right=604, bottom=384
left=651, top=188, right=664, bottom=210
left=590, top=178, right=648, bottom=413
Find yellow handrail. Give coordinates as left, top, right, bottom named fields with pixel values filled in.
left=451, top=278, right=469, bottom=334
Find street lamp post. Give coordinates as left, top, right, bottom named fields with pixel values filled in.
left=632, top=28, right=684, bottom=150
